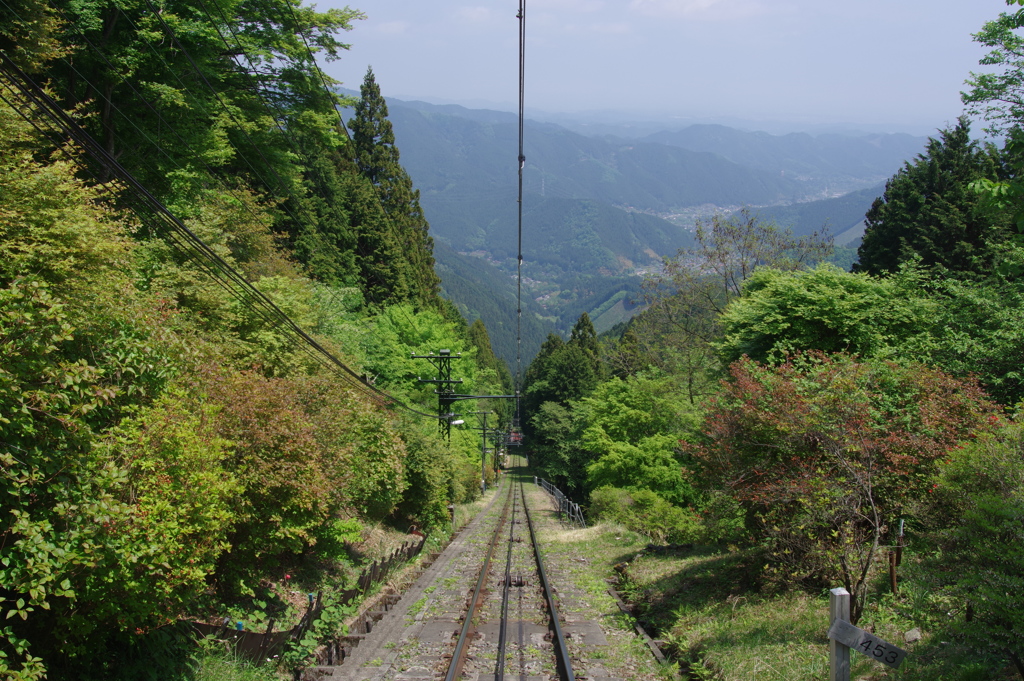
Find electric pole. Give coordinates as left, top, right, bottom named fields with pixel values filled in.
left=412, top=349, right=463, bottom=441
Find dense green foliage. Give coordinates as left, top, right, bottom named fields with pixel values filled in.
left=717, top=263, right=931, bottom=364
left=0, top=3, right=512, bottom=674
left=923, top=421, right=1024, bottom=674
left=856, top=119, right=1011, bottom=276
left=521, top=72, right=1024, bottom=670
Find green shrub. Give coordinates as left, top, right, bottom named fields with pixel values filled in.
left=695, top=491, right=746, bottom=544
left=396, top=427, right=455, bottom=530
left=918, top=421, right=1024, bottom=674
left=313, top=518, right=363, bottom=561
left=452, top=453, right=483, bottom=504
left=589, top=486, right=701, bottom=544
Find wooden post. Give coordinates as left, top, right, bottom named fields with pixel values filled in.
left=830, top=587, right=851, bottom=681
left=889, top=551, right=898, bottom=595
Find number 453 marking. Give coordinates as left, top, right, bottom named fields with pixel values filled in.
left=829, top=618, right=909, bottom=670
left=858, top=636, right=900, bottom=664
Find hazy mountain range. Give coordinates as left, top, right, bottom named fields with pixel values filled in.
left=345, top=94, right=928, bottom=365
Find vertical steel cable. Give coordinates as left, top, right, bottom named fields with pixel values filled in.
left=516, top=0, right=526, bottom=421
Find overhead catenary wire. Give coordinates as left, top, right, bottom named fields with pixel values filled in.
left=515, top=0, right=526, bottom=422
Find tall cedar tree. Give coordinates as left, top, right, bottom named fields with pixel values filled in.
left=522, top=315, right=602, bottom=445
left=855, top=118, right=1011, bottom=276
left=468, top=318, right=515, bottom=423
left=289, top=123, right=359, bottom=286
left=569, top=311, right=601, bottom=378
left=349, top=67, right=441, bottom=306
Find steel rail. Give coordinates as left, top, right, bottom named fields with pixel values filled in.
left=494, top=479, right=519, bottom=680
left=523, top=477, right=576, bottom=681
left=444, top=479, right=514, bottom=681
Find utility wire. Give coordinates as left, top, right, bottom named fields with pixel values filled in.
left=139, top=0, right=314, bottom=208
left=515, top=0, right=526, bottom=424
left=151, top=0, right=446, bottom=406
left=2, top=0, right=468, bottom=421
left=260, top=0, right=453, bottom=357
left=0, top=52, right=438, bottom=420
left=12, top=0, right=440, bottom=413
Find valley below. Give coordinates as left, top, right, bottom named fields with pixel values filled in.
left=369, top=95, right=925, bottom=363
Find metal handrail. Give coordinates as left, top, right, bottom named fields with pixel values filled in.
left=534, top=477, right=586, bottom=529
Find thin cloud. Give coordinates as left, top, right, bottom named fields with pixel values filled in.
left=589, top=21, right=631, bottom=34
left=562, top=21, right=632, bottom=35
left=454, top=6, right=497, bottom=24
left=629, top=0, right=772, bottom=20
left=535, top=0, right=605, bottom=11
left=372, top=21, right=411, bottom=35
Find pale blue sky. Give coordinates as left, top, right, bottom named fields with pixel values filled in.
left=322, top=0, right=1011, bottom=134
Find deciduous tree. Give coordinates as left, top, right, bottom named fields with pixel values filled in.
left=690, top=353, right=996, bottom=623
left=717, top=263, right=933, bottom=365
left=636, top=209, right=830, bottom=402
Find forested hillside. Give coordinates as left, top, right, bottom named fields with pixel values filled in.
left=386, top=103, right=810, bottom=212
left=5, top=0, right=1024, bottom=678
left=361, top=96, right=928, bottom=359
left=0, top=3, right=514, bottom=679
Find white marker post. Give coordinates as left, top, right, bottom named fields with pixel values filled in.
left=830, top=587, right=851, bottom=681
left=828, top=586, right=908, bottom=681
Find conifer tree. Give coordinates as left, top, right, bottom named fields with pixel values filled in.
left=349, top=67, right=440, bottom=305
left=289, top=124, right=358, bottom=287
left=855, top=118, right=1011, bottom=276
left=568, top=312, right=601, bottom=377
left=469, top=319, right=513, bottom=391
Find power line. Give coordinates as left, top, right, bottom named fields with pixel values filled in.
left=0, top=52, right=438, bottom=420
left=0, top=0, right=496, bottom=424
left=515, top=0, right=527, bottom=427
left=7, top=0, right=437, bottom=404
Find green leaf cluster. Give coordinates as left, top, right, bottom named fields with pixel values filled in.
left=0, top=55, right=507, bottom=676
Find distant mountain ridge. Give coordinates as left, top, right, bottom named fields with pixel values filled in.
left=643, top=124, right=925, bottom=192
left=350, top=94, right=928, bottom=364
left=385, top=104, right=811, bottom=215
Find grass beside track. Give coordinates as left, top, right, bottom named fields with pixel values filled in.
left=522, top=477, right=673, bottom=681
left=618, top=544, right=1020, bottom=680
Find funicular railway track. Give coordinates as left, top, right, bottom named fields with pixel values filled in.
left=444, top=473, right=575, bottom=681
left=316, top=462, right=577, bottom=681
